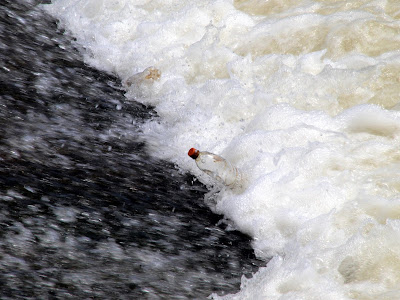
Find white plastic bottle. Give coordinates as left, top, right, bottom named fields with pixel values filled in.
left=188, top=148, right=244, bottom=190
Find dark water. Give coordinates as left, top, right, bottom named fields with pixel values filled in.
left=0, top=1, right=263, bottom=299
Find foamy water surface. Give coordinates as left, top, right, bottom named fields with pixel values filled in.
left=45, top=0, right=400, bottom=298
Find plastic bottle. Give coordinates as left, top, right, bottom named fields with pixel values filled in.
left=188, top=148, right=244, bottom=190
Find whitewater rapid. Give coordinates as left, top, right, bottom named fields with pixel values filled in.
left=45, top=0, right=400, bottom=298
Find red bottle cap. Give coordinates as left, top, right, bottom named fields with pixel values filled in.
left=188, top=148, right=199, bottom=159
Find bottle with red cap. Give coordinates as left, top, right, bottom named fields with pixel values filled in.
left=188, top=148, right=244, bottom=190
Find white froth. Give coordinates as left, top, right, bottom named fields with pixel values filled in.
left=45, top=0, right=400, bottom=298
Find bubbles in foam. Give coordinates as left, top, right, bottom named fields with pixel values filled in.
left=44, top=0, right=400, bottom=298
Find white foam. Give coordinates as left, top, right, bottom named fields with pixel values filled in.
left=44, top=0, right=400, bottom=298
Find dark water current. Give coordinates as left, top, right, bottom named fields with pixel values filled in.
left=0, top=1, right=263, bottom=299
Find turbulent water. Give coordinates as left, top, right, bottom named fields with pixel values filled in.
left=5, top=0, right=400, bottom=299
left=0, top=1, right=264, bottom=299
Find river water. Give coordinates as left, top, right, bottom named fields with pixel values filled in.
left=5, top=0, right=400, bottom=299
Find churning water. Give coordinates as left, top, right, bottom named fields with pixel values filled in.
left=5, top=0, right=400, bottom=299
